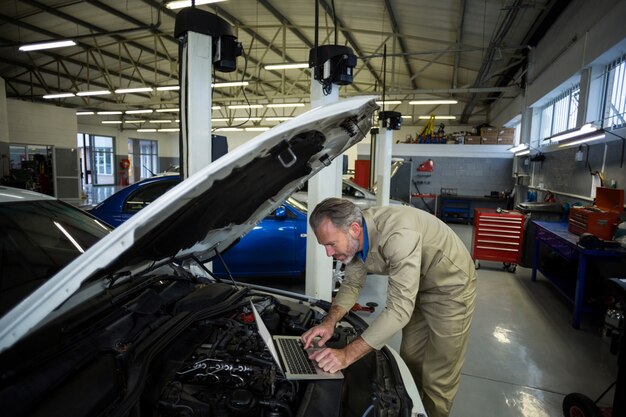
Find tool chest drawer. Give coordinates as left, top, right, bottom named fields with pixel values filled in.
left=472, top=208, right=525, bottom=266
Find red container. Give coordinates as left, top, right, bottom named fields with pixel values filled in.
left=472, top=208, right=525, bottom=267
left=568, top=187, right=624, bottom=240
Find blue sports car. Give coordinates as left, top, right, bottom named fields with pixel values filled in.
left=87, top=175, right=308, bottom=277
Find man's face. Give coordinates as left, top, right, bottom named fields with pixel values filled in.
left=314, top=217, right=361, bottom=263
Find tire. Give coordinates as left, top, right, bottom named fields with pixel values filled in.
left=474, top=261, right=480, bottom=270
left=562, top=393, right=602, bottom=417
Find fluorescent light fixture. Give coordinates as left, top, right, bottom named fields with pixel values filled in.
left=548, top=124, right=600, bottom=143
left=245, top=127, right=271, bottom=131
left=125, top=109, right=153, bottom=114
left=264, top=63, right=309, bottom=70
left=158, top=128, right=180, bottom=132
left=212, top=106, right=222, bottom=110
left=212, top=118, right=229, bottom=122
left=43, top=93, right=75, bottom=99
left=417, top=115, right=456, bottom=120
left=76, top=111, right=94, bottom=115
left=124, top=120, right=146, bottom=123
left=557, top=133, right=606, bottom=148
left=156, top=85, right=180, bottom=91
left=215, top=127, right=244, bottom=132
left=515, top=149, right=530, bottom=156
left=265, top=117, right=294, bottom=121
left=228, top=104, right=263, bottom=109
left=20, top=40, right=76, bottom=52
left=233, top=117, right=262, bottom=121
left=101, top=120, right=122, bottom=124
left=410, top=99, right=458, bottom=105
left=508, top=143, right=529, bottom=153
left=156, top=108, right=179, bottom=112
left=148, top=120, right=172, bottom=123
left=175, top=119, right=180, bottom=123
left=114, top=87, right=153, bottom=94
left=76, top=90, right=111, bottom=96
left=97, top=111, right=123, bottom=115
left=266, top=103, right=306, bottom=108
left=137, top=129, right=157, bottom=132
left=401, top=116, right=412, bottom=119
left=376, top=100, right=402, bottom=105
left=166, top=0, right=226, bottom=9
left=212, top=81, right=249, bottom=88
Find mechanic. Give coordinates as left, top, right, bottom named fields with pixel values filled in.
left=301, top=197, right=477, bottom=417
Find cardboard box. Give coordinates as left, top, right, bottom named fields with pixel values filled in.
left=480, top=127, right=498, bottom=140
left=498, top=128, right=515, bottom=138
left=464, top=135, right=481, bottom=145
left=497, top=136, right=515, bottom=145
left=481, top=136, right=498, bottom=144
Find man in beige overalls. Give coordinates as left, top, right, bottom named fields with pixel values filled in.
left=301, top=197, right=477, bottom=417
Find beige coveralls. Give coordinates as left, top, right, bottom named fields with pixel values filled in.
left=333, top=206, right=477, bottom=417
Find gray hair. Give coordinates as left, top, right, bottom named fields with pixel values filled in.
left=309, top=197, right=363, bottom=232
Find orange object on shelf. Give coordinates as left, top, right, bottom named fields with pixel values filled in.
left=568, top=187, right=624, bottom=240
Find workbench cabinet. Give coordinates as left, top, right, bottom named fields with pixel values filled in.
left=471, top=208, right=525, bottom=272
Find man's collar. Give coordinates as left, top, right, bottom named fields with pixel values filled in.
left=356, top=217, right=369, bottom=263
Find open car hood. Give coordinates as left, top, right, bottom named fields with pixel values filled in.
left=0, top=96, right=378, bottom=352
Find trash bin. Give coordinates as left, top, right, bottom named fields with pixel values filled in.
left=516, top=201, right=565, bottom=267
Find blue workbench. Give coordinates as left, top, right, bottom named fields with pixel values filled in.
left=531, top=220, right=626, bottom=328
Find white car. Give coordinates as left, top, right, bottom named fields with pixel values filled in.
left=0, top=97, right=424, bottom=417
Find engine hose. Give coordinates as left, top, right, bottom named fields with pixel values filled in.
left=258, top=399, right=293, bottom=417
left=361, top=403, right=375, bottom=417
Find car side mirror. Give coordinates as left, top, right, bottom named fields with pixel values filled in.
left=274, top=206, right=287, bottom=219
left=354, top=190, right=365, bottom=199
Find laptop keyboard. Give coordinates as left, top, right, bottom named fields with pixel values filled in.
left=278, top=338, right=317, bottom=375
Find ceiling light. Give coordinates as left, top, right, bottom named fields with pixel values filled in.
left=114, top=87, right=153, bottom=94
left=43, top=93, right=75, bottom=99
left=156, top=85, right=180, bottom=91
left=76, top=90, right=111, bottom=96
left=557, top=133, right=606, bottom=148
left=401, top=116, right=412, bottom=119
left=125, top=109, right=153, bottom=114
left=212, top=118, right=229, bottom=122
left=19, top=40, right=76, bottom=52
left=124, top=120, right=146, bottom=123
left=245, top=127, right=271, bottom=131
left=76, top=111, right=94, bottom=115
left=376, top=100, right=402, bottom=105
left=137, top=129, right=157, bottom=132
left=264, top=63, right=309, bottom=70
left=97, top=111, right=123, bottom=115
left=228, top=104, right=263, bottom=109
left=156, top=108, right=179, bottom=112
left=515, top=149, right=531, bottom=156
left=215, top=127, right=244, bottom=131
left=175, top=119, right=180, bottom=123
left=101, top=120, right=122, bottom=124
left=212, top=81, right=249, bottom=88
left=508, top=143, right=529, bottom=153
left=266, top=103, right=306, bottom=108
left=265, top=117, right=294, bottom=121
left=149, top=120, right=172, bottom=123
left=166, top=0, right=227, bottom=10
left=158, top=128, right=180, bottom=132
left=212, top=105, right=222, bottom=110
left=548, top=124, right=600, bottom=143
left=410, top=100, right=458, bottom=105
left=417, top=115, right=456, bottom=120
left=233, top=117, right=262, bottom=121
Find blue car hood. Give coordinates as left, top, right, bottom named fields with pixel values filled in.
left=0, top=96, right=378, bottom=352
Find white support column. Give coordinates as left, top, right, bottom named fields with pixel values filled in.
left=375, top=127, right=393, bottom=206
left=181, top=31, right=212, bottom=178
left=305, top=82, right=340, bottom=301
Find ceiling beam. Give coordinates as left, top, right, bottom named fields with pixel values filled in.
left=383, top=0, right=416, bottom=90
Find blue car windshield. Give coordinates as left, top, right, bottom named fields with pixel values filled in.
left=0, top=200, right=111, bottom=316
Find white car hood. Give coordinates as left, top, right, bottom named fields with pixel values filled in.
left=0, top=96, right=378, bottom=352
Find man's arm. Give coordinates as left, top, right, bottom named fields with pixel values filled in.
left=309, top=336, right=373, bottom=373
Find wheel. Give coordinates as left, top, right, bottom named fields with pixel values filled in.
left=504, top=263, right=517, bottom=273
left=474, top=260, right=480, bottom=270
left=562, top=393, right=602, bottom=417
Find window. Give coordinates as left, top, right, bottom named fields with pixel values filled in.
left=123, top=179, right=178, bottom=212
left=139, top=140, right=158, bottom=179
left=539, top=85, right=580, bottom=140
left=93, top=135, right=114, bottom=183
left=603, top=54, right=626, bottom=129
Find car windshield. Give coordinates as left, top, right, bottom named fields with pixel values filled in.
left=0, top=200, right=111, bottom=315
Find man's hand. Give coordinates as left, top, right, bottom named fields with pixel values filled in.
left=301, top=322, right=335, bottom=349
left=308, top=337, right=373, bottom=373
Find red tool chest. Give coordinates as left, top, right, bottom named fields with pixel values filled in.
left=471, top=208, right=525, bottom=272
left=568, top=187, right=624, bottom=240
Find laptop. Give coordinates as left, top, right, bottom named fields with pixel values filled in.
left=250, top=301, right=344, bottom=380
